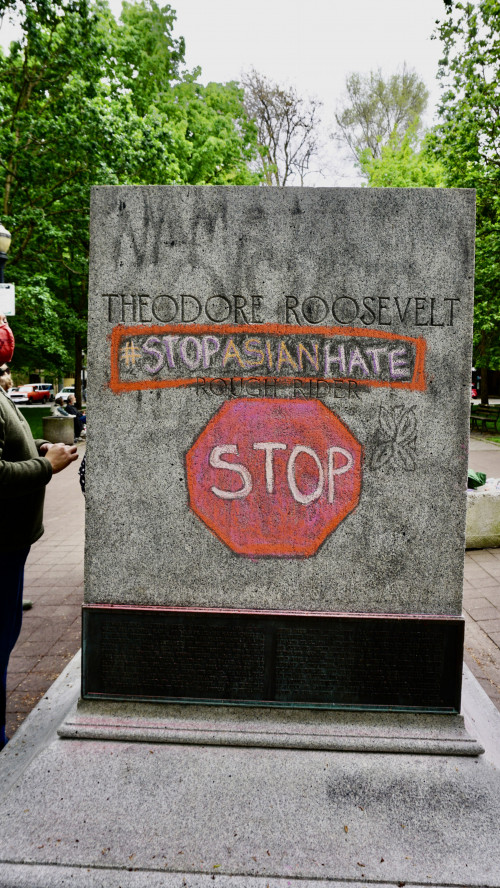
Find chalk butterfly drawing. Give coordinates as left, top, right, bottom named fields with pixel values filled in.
left=370, top=405, right=417, bottom=471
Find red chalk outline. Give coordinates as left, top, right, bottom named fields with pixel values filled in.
left=109, top=322, right=427, bottom=394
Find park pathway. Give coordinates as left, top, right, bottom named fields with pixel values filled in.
left=464, top=436, right=500, bottom=710
left=5, top=436, right=500, bottom=740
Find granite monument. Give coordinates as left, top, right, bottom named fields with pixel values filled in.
left=83, top=186, right=475, bottom=713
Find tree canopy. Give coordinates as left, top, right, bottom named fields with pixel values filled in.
left=0, top=0, right=259, bottom=388
left=334, top=64, right=429, bottom=165
left=241, top=68, right=322, bottom=186
left=359, top=127, right=445, bottom=188
left=433, top=0, right=500, bottom=401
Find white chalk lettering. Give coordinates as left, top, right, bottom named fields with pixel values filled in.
left=327, top=447, right=353, bottom=503
left=253, top=442, right=287, bottom=493
left=347, top=347, right=370, bottom=377
left=202, top=335, right=220, bottom=369
left=209, top=442, right=355, bottom=504
left=142, top=337, right=164, bottom=374
left=389, top=347, right=409, bottom=378
left=162, top=335, right=179, bottom=368
left=324, top=343, right=346, bottom=376
left=287, top=445, right=324, bottom=505
left=365, top=347, right=388, bottom=375
left=179, top=336, right=202, bottom=370
left=210, top=445, right=253, bottom=500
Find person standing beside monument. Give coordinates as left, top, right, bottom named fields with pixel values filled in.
left=0, top=360, right=35, bottom=613
left=0, top=316, right=78, bottom=750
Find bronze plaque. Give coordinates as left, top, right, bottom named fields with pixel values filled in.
left=82, top=606, right=463, bottom=713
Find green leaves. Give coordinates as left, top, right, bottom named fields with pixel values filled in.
left=434, top=0, right=500, bottom=373
left=359, top=128, right=446, bottom=188
left=9, top=275, right=71, bottom=372
left=113, top=0, right=185, bottom=116
left=0, top=0, right=259, bottom=374
left=335, top=65, right=429, bottom=165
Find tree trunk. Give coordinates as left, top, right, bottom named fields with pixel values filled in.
left=75, top=333, right=82, bottom=409
left=480, top=369, right=489, bottom=406
left=479, top=332, right=489, bottom=406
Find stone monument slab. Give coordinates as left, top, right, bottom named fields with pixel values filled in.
left=84, top=186, right=475, bottom=712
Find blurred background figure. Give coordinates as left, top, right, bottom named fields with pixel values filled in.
left=65, top=394, right=86, bottom=441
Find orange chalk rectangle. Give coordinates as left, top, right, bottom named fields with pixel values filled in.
left=109, top=323, right=426, bottom=394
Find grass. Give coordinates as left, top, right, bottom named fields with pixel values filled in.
left=19, top=406, right=53, bottom=440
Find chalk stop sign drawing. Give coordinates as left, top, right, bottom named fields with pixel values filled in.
left=186, top=399, right=363, bottom=557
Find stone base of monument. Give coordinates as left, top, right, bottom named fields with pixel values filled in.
left=58, top=697, right=484, bottom=756
left=466, top=487, right=500, bottom=548
left=0, top=661, right=500, bottom=888
left=64, top=603, right=482, bottom=757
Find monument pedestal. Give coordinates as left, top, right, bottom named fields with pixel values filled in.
left=59, top=696, right=484, bottom=756
left=0, top=661, right=499, bottom=888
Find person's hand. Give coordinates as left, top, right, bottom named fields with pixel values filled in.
left=40, top=442, right=78, bottom=473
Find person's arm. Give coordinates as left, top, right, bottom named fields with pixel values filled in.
left=0, top=413, right=53, bottom=495
left=0, top=411, right=78, bottom=497
left=34, top=439, right=50, bottom=453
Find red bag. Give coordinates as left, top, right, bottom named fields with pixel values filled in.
left=0, top=320, right=15, bottom=364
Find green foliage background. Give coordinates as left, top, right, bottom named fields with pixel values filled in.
left=355, top=1, right=500, bottom=397
left=3, top=0, right=500, bottom=398
left=0, top=0, right=260, bottom=379
left=433, top=0, right=500, bottom=394
left=359, top=128, right=445, bottom=188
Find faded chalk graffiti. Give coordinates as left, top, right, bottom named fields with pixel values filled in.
left=371, top=405, right=418, bottom=471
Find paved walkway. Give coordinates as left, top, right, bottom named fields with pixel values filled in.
left=5, top=436, right=500, bottom=739
left=464, top=435, right=500, bottom=710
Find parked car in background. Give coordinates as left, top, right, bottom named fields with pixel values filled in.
left=55, top=386, right=75, bottom=404
left=7, top=387, right=26, bottom=403
left=9, top=383, right=54, bottom=404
